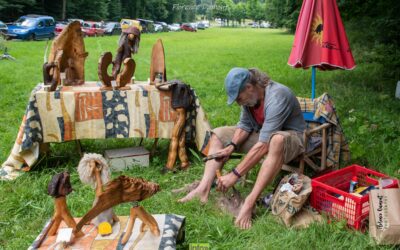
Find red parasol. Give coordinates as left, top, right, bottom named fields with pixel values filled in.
left=288, top=0, right=356, bottom=98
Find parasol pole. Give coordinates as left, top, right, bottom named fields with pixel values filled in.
left=311, top=66, right=316, bottom=100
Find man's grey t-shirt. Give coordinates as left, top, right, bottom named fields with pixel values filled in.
left=236, top=81, right=306, bottom=143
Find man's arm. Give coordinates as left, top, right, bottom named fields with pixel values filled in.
left=235, top=141, right=269, bottom=176
left=217, top=141, right=269, bottom=192
left=212, top=128, right=250, bottom=162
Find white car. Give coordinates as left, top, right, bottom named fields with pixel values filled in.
left=154, top=24, right=163, bottom=32
left=260, top=22, right=271, bottom=28
left=168, top=23, right=181, bottom=31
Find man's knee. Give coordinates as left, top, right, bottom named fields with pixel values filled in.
left=269, top=134, right=285, bottom=152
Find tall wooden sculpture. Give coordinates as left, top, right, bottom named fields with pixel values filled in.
left=149, top=40, right=189, bottom=172
left=150, top=39, right=167, bottom=85
left=98, top=26, right=140, bottom=90
left=43, top=21, right=88, bottom=91
left=32, top=172, right=84, bottom=248
left=77, top=153, right=119, bottom=234
left=74, top=176, right=160, bottom=242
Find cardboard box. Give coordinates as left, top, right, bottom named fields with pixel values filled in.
left=104, top=147, right=150, bottom=171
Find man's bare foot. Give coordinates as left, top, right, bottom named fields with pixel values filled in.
left=234, top=200, right=254, bottom=229
left=177, top=187, right=209, bottom=203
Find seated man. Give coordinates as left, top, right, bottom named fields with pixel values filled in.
left=179, top=67, right=306, bottom=229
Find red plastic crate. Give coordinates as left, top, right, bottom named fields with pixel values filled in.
left=310, top=164, right=398, bottom=230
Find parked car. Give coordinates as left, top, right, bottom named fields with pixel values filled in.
left=155, top=21, right=168, bottom=32
left=251, top=23, right=259, bottom=28
left=120, top=19, right=142, bottom=32
left=104, top=22, right=121, bottom=35
left=137, top=18, right=155, bottom=33
left=259, top=21, right=271, bottom=28
left=154, top=24, right=163, bottom=32
left=67, top=18, right=84, bottom=25
left=7, top=15, right=55, bottom=40
left=168, top=23, right=181, bottom=31
left=0, top=21, right=8, bottom=37
left=54, top=21, right=68, bottom=35
left=82, top=21, right=105, bottom=37
left=197, top=22, right=206, bottom=30
left=181, top=23, right=196, bottom=32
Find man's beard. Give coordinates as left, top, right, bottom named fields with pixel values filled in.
left=243, top=99, right=258, bottom=107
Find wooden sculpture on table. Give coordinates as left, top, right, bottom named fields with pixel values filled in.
left=77, top=153, right=119, bottom=235
left=98, top=26, right=140, bottom=90
left=43, top=21, right=88, bottom=91
left=74, top=176, right=160, bottom=244
left=161, top=80, right=193, bottom=173
left=150, top=39, right=167, bottom=86
left=32, top=172, right=84, bottom=248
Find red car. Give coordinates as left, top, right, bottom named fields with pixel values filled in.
left=181, top=23, right=197, bottom=32
left=82, top=21, right=105, bottom=37
left=54, top=21, right=67, bottom=36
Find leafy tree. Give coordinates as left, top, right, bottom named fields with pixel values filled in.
left=232, top=2, right=246, bottom=25
left=108, top=0, right=122, bottom=21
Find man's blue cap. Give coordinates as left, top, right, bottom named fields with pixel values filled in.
left=224, top=67, right=250, bottom=105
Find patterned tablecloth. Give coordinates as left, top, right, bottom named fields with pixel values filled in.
left=1, top=82, right=212, bottom=180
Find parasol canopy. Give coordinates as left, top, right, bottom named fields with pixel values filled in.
left=288, top=0, right=356, bottom=98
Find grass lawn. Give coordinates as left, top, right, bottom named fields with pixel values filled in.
left=0, top=28, right=399, bottom=249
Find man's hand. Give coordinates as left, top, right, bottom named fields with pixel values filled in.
left=213, top=145, right=235, bottom=163
left=217, top=172, right=239, bottom=193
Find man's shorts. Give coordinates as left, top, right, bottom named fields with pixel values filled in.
left=212, top=126, right=304, bottom=164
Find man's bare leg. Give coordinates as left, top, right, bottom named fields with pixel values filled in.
left=178, top=134, right=225, bottom=203
left=235, top=134, right=284, bottom=229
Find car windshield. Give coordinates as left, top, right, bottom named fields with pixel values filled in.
left=106, top=23, right=115, bottom=28
left=15, top=18, right=37, bottom=27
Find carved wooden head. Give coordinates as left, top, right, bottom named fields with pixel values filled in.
left=47, top=172, right=73, bottom=198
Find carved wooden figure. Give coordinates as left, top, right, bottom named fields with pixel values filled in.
left=74, top=176, right=160, bottom=235
left=98, top=26, right=140, bottom=90
left=150, top=39, right=167, bottom=85
left=121, top=203, right=160, bottom=245
left=77, top=153, right=118, bottom=229
left=43, top=21, right=88, bottom=91
left=164, top=108, right=189, bottom=171
left=32, top=172, right=83, bottom=248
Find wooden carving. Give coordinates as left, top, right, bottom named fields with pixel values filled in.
left=77, top=154, right=118, bottom=228
left=74, top=176, right=160, bottom=234
left=32, top=172, right=84, bottom=248
left=43, top=21, right=88, bottom=91
left=98, top=26, right=140, bottom=90
left=121, top=205, right=160, bottom=245
left=164, top=108, right=189, bottom=172
left=150, top=39, right=167, bottom=85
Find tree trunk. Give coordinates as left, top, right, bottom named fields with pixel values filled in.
left=62, top=0, right=66, bottom=20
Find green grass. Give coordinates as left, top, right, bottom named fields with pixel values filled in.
left=0, top=28, right=399, bottom=249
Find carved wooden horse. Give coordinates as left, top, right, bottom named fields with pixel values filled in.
left=74, top=176, right=160, bottom=243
